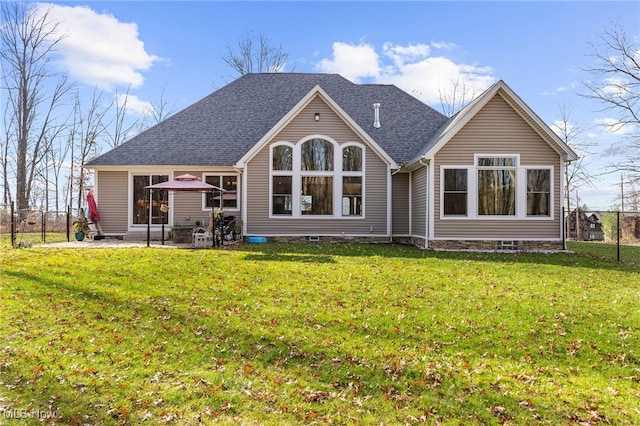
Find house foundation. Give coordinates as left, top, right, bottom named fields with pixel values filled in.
left=427, top=239, right=564, bottom=251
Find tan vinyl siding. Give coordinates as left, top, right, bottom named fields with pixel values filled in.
left=96, top=171, right=128, bottom=234
left=411, top=167, right=427, bottom=237
left=246, top=96, right=389, bottom=236
left=168, top=170, right=241, bottom=226
left=433, top=94, right=562, bottom=239
left=97, top=170, right=240, bottom=234
left=392, top=173, right=410, bottom=235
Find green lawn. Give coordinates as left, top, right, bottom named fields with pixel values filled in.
left=1, top=243, right=638, bottom=425
left=568, top=240, right=640, bottom=264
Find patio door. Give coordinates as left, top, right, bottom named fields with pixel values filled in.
left=132, top=174, right=169, bottom=225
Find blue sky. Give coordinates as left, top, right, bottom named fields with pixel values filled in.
left=40, top=1, right=640, bottom=209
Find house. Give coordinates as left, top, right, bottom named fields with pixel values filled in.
left=85, top=73, right=578, bottom=250
left=566, top=209, right=604, bottom=241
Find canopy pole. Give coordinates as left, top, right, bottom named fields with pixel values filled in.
left=211, top=188, right=217, bottom=248
left=147, top=188, right=151, bottom=247
left=220, top=189, right=224, bottom=247
left=161, top=189, right=166, bottom=245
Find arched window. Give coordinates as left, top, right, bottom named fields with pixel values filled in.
left=270, top=138, right=365, bottom=217
left=343, top=145, right=362, bottom=171
left=300, top=138, right=334, bottom=215
left=301, top=138, right=333, bottom=171
left=272, top=145, right=292, bottom=171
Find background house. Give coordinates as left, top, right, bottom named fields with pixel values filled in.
left=566, top=209, right=604, bottom=241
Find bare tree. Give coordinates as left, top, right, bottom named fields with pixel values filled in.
left=0, top=1, right=71, bottom=214
left=438, top=77, right=479, bottom=117
left=582, top=23, right=640, bottom=175
left=106, top=85, right=140, bottom=149
left=68, top=89, right=109, bottom=210
left=221, top=32, right=289, bottom=76
left=1, top=97, right=13, bottom=206
left=551, top=105, right=597, bottom=215
left=42, top=127, right=71, bottom=213
left=144, top=86, right=176, bottom=125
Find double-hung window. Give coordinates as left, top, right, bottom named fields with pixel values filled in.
left=526, top=169, right=551, bottom=216
left=204, top=174, right=239, bottom=210
left=342, top=145, right=363, bottom=216
left=443, top=169, right=468, bottom=216
left=272, top=144, right=293, bottom=215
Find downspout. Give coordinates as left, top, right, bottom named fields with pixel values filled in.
left=420, top=158, right=430, bottom=249
left=233, top=165, right=246, bottom=237
left=389, top=167, right=400, bottom=242
left=562, top=154, right=572, bottom=249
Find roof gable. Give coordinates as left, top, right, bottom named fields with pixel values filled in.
left=237, top=85, right=397, bottom=168
left=407, top=80, right=578, bottom=167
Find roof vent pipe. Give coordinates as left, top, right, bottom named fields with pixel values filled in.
left=373, top=103, right=381, bottom=128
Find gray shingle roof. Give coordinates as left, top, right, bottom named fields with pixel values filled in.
left=86, top=73, right=448, bottom=167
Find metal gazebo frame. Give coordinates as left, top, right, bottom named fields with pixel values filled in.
left=145, top=174, right=224, bottom=247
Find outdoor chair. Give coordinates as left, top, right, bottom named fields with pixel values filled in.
left=192, top=226, right=210, bottom=248
left=87, top=221, right=106, bottom=241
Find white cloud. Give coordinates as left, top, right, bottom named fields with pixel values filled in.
left=316, top=42, right=380, bottom=82
left=316, top=41, right=494, bottom=105
left=115, top=93, right=153, bottom=116
left=36, top=3, right=160, bottom=90
left=382, top=42, right=431, bottom=67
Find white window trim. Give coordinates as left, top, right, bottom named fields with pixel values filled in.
left=201, top=173, right=240, bottom=212
left=522, top=166, right=554, bottom=219
left=129, top=171, right=172, bottom=230
left=269, top=137, right=366, bottom=219
left=439, top=154, right=554, bottom=220
left=439, top=165, right=469, bottom=219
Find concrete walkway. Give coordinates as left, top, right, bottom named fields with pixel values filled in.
left=38, top=237, right=243, bottom=249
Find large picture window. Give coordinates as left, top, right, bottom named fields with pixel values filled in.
left=133, top=174, right=168, bottom=225
left=301, top=176, right=333, bottom=215
left=477, top=157, right=516, bottom=216
left=270, top=139, right=365, bottom=218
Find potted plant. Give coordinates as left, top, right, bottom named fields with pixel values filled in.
left=72, top=208, right=89, bottom=241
